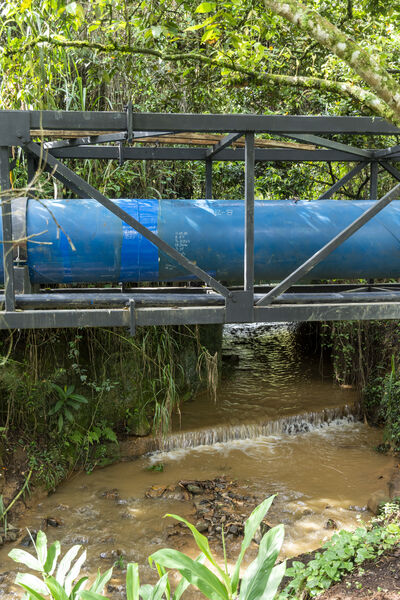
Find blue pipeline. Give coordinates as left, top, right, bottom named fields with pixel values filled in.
left=11, top=198, right=400, bottom=284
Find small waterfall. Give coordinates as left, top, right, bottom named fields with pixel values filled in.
left=159, top=403, right=360, bottom=452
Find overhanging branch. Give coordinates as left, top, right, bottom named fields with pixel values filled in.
left=4, top=35, right=395, bottom=122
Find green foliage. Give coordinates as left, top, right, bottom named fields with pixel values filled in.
left=321, top=321, right=400, bottom=450
left=8, top=497, right=285, bottom=600
left=279, top=506, right=400, bottom=599
left=150, top=495, right=286, bottom=600
left=49, top=384, right=88, bottom=433
left=0, top=325, right=220, bottom=489
left=146, top=463, right=164, bottom=472
left=373, top=356, right=400, bottom=451
left=9, top=529, right=112, bottom=599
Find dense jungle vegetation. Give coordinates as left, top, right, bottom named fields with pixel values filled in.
left=1, top=0, right=400, bottom=482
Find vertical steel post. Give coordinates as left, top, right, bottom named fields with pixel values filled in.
left=0, top=147, right=15, bottom=311
left=244, top=132, right=255, bottom=292
left=205, top=158, right=212, bottom=199
left=370, top=161, right=378, bottom=199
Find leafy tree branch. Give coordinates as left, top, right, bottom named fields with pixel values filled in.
left=263, top=0, right=400, bottom=125
left=4, top=35, right=394, bottom=121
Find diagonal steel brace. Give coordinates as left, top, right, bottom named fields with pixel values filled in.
left=276, top=132, right=373, bottom=158
left=318, top=162, right=367, bottom=199
left=24, top=141, right=232, bottom=298
left=256, top=181, right=400, bottom=306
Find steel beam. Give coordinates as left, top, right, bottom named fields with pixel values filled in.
left=25, top=141, right=231, bottom=298
left=374, top=143, right=400, bottom=159
left=205, top=158, right=212, bottom=199
left=278, top=133, right=373, bottom=158
left=380, top=160, right=400, bottom=182
left=6, top=290, right=400, bottom=310
left=50, top=145, right=389, bottom=163
left=206, top=133, right=243, bottom=158
left=2, top=300, right=400, bottom=329
left=29, top=111, right=400, bottom=135
left=256, top=180, right=400, bottom=306
left=254, top=302, right=400, bottom=323
left=244, top=132, right=255, bottom=292
left=0, top=147, right=15, bottom=311
left=27, top=154, right=38, bottom=198
left=44, top=132, right=127, bottom=150
left=318, top=162, right=367, bottom=199
left=370, top=162, right=378, bottom=199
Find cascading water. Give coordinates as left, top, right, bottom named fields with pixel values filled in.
left=160, top=404, right=360, bottom=451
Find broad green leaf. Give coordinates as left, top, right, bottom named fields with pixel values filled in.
left=80, top=592, right=110, bottom=600
left=258, top=561, right=286, bottom=600
left=49, top=400, right=63, bottom=415
left=139, top=584, right=153, bottom=600
left=195, top=2, right=216, bottom=13
left=35, top=531, right=47, bottom=569
left=150, top=549, right=228, bottom=600
left=8, top=548, right=42, bottom=572
left=163, top=514, right=228, bottom=586
left=153, top=564, right=170, bottom=600
left=20, top=0, right=32, bottom=11
left=239, top=525, right=285, bottom=600
left=15, top=583, right=46, bottom=600
left=89, top=568, right=113, bottom=594
left=65, top=408, right=74, bottom=423
left=71, top=394, right=88, bottom=404
left=185, top=22, right=207, bottom=31
left=152, top=573, right=169, bottom=600
left=126, top=563, right=139, bottom=600
left=201, top=28, right=218, bottom=43
left=56, top=545, right=81, bottom=586
left=44, top=540, right=61, bottom=575
left=71, top=576, right=88, bottom=599
left=64, top=549, right=87, bottom=596
left=173, top=555, right=205, bottom=600
left=44, top=575, right=69, bottom=600
left=231, top=495, right=276, bottom=593
left=15, top=573, right=49, bottom=596
left=51, top=383, right=65, bottom=396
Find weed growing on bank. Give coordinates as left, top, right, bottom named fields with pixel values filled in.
left=320, top=320, right=400, bottom=450
left=0, top=325, right=221, bottom=490
left=279, top=502, right=400, bottom=599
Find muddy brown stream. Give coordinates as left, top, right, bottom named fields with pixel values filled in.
left=0, top=324, right=395, bottom=597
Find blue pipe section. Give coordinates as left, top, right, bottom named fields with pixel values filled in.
left=7, top=198, right=400, bottom=284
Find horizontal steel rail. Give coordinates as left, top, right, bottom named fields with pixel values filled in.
left=1, top=301, right=400, bottom=330
left=50, top=146, right=385, bottom=162
left=28, top=112, right=400, bottom=134
left=1, top=290, right=400, bottom=310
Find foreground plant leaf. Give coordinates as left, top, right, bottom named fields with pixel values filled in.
left=231, top=494, right=276, bottom=593
left=150, top=548, right=229, bottom=600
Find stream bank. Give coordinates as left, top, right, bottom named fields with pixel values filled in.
left=0, top=324, right=222, bottom=527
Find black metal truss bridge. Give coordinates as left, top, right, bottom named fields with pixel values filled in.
left=1, top=107, right=400, bottom=332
